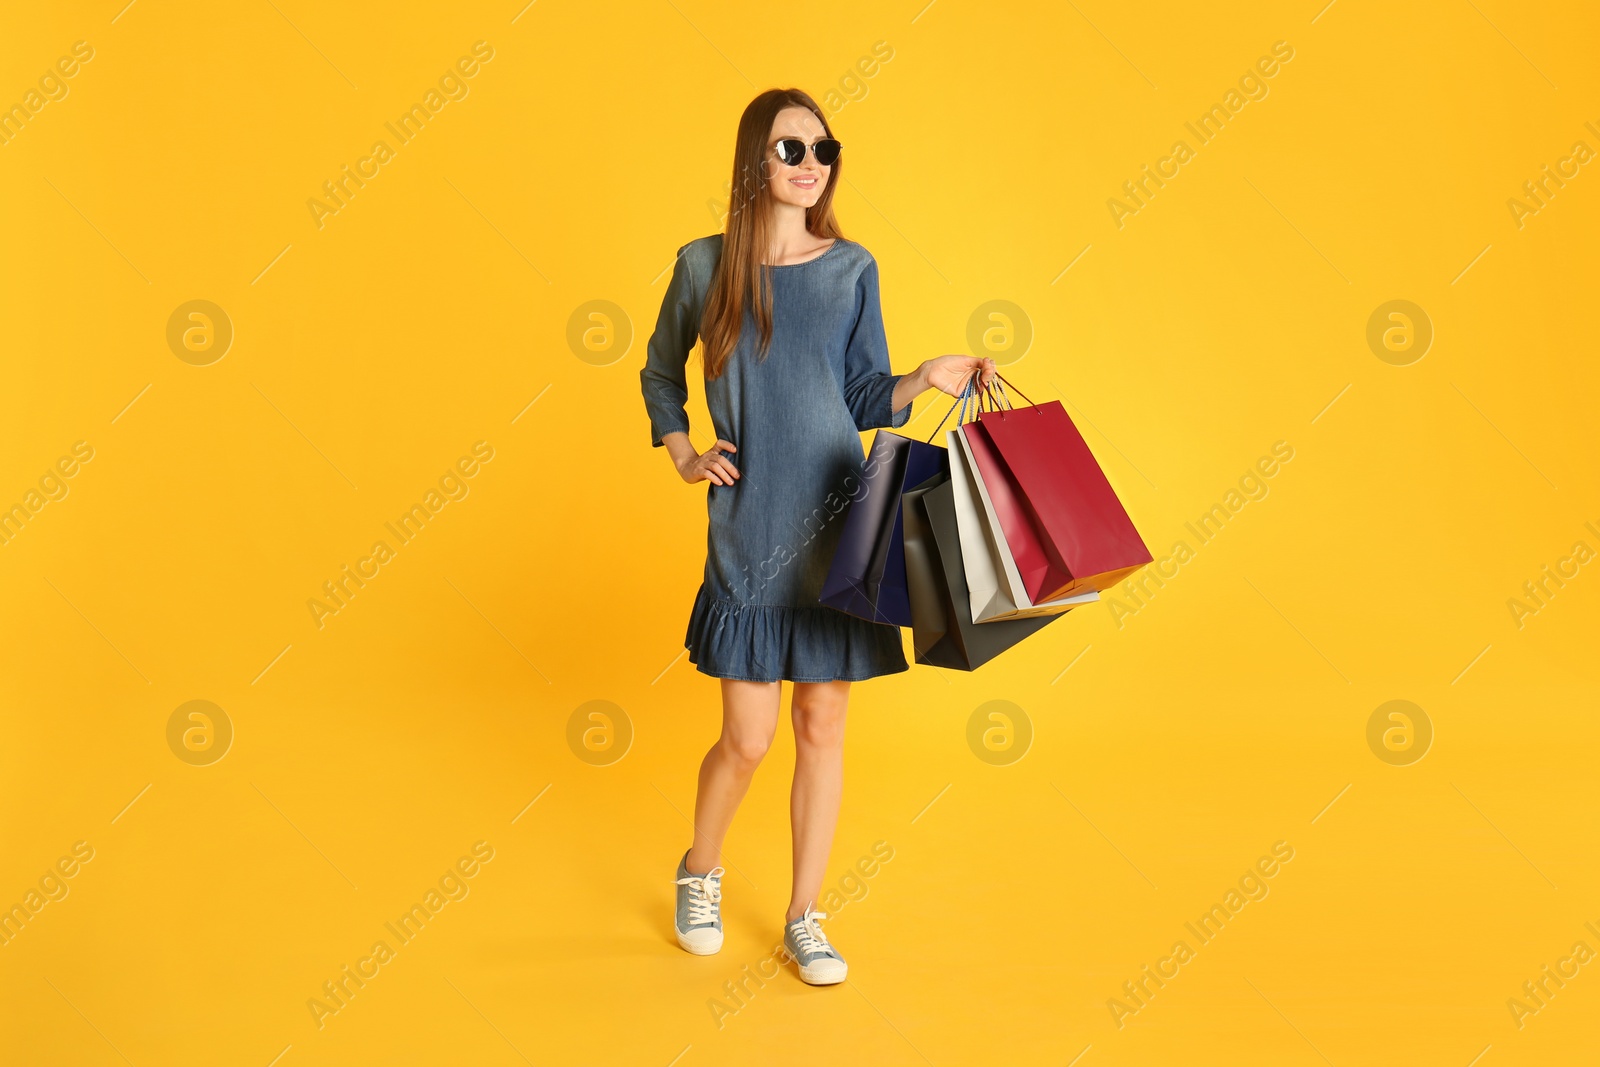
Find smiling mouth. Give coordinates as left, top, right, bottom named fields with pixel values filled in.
left=789, top=177, right=819, bottom=188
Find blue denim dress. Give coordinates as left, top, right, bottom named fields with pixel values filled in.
left=640, top=233, right=912, bottom=683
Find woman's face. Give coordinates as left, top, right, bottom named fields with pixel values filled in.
left=764, top=106, right=832, bottom=209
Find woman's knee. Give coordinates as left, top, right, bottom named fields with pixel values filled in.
left=793, top=696, right=848, bottom=750
left=720, top=727, right=774, bottom=767
left=717, top=679, right=780, bottom=767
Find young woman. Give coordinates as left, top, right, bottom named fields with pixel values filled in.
left=640, top=88, right=994, bottom=985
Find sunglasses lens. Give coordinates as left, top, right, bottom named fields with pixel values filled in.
left=775, top=139, right=805, bottom=165
left=814, top=139, right=841, bottom=166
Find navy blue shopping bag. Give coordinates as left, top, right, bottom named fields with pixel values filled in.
left=819, top=429, right=948, bottom=626
left=818, top=380, right=992, bottom=627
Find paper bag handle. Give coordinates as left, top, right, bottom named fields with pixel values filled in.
left=924, top=373, right=981, bottom=442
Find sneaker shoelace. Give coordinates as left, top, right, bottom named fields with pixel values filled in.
left=674, top=866, right=725, bottom=925
left=791, top=904, right=836, bottom=958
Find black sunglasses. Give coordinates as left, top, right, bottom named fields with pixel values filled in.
left=772, top=137, right=841, bottom=167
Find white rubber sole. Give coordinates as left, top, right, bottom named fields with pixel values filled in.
left=676, top=927, right=723, bottom=955
left=797, top=958, right=847, bottom=985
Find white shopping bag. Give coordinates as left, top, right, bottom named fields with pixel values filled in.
left=948, top=428, right=1099, bottom=624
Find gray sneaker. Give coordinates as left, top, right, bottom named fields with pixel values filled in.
left=672, top=849, right=724, bottom=955
left=783, top=902, right=847, bottom=984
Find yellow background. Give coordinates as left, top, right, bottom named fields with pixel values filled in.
left=2, top=1, right=1597, bottom=1064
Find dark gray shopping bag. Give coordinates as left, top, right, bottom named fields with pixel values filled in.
left=906, top=478, right=1082, bottom=670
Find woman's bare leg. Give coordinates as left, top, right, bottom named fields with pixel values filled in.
left=684, top=679, right=781, bottom=875
left=786, top=680, right=850, bottom=921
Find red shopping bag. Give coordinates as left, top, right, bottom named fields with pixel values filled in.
left=975, top=376, right=1151, bottom=601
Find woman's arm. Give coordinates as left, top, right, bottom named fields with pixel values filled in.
left=842, top=256, right=997, bottom=428
left=660, top=430, right=740, bottom=486
left=640, top=244, right=699, bottom=448
left=641, top=242, right=741, bottom=486
left=889, top=356, right=996, bottom=412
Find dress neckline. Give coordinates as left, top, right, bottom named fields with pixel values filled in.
left=764, top=238, right=842, bottom=269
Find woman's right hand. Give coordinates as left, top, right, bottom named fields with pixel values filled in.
left=676, top=439, right=740, bottom=486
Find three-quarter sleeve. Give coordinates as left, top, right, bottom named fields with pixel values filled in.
left=640, top=242, right=701, bottom=447
left=840, top=254, right=911, bottom=432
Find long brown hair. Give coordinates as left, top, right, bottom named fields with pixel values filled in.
left=700, top=89, right=843, bottom=381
